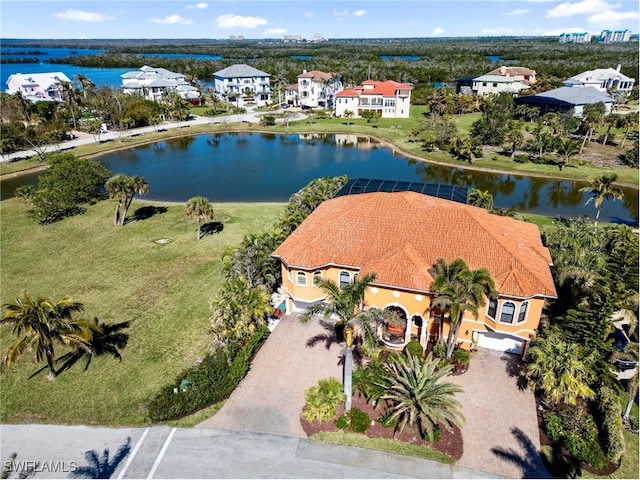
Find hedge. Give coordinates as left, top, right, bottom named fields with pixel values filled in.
left=596, top=386, right=626, bottom=463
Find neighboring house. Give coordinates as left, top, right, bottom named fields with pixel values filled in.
left=213, top=64, right=272, bottom=107
left=516, top=86, right=614, bottom=117
left=487, top=65, right=537, bottom=85
left=297, top=69, right=344, bottom=108
left=335, top=80, right=412, bottom=119
left=284, top=84, right=299, bottom=106
left=470, top=75, right=530, bottom=96
left=559, top=32, right=591, bottom=43
left=6, top=72, right=71, bottom=102
left=272, top=191, right=557, bottom=357
left=562, top=65, right=635, bottom=94
left=121, top=65, right=200, bottom=104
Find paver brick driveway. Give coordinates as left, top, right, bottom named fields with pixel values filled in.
left=448, top=349, right=551, bottom=479
left=198, top=314, right=342, bottom=437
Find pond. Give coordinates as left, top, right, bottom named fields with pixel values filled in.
left=1, top=133, right=637, bottom=225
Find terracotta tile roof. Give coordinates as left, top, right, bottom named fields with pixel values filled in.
left=335, top=80, right=412, bottom=98
left=298, top=70, right=335, bottom=81
left=272, top=192, right=556, bottom=298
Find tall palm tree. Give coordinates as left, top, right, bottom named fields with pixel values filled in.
left=526, top=334, right=596, bottom=406
left=618, top=113, right=637, bottom=149
left=1, top=293, right=100, bottom=380
left=431, top=258, right=496, bottom=359
left=105, top=174, right=149, bottom=226
left=343, top=110, right=354, bottom=126
left=579, top=102, right=605, bottom=153
left=579, top=174, right=624, bottom=227
left=378, top=352, right=464, bottom=440
left=185, top=196, right=215, bottom=239
left=74, top=73, right=95, bottom=99
left=60, top=81, right=81, bottom=129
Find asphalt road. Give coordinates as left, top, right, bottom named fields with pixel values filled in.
left=0, top=424, right=502, bottom=479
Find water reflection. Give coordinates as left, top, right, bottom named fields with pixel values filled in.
left=1, top=133, right=637, bottom=225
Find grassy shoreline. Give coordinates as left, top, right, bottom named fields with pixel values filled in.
left=2, top=110, right=638, bottom=188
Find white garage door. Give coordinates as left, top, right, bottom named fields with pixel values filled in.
left=477, top=332, right=524, bottom=355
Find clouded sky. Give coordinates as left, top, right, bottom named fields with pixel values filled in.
left=1, top=0, right=638, bottom=39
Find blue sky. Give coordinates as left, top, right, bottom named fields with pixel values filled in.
left=1, top=0, right=638, bottom=39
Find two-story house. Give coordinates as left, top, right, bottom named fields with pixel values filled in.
left=6, top=72, right=71, bottom=103
left=213, top=64, right=272, bottom=107
left=470, top=75, right=530, bottom=96
left=562, top=65, right=635, bottom=94
left=296, top=70, right=344, bottom=108
left=121, top=65, right=200, bottom=104
left=335, top=80, right=412, bottom=119
left=487, top=66, right=537, bottom=85
left=272, top=190, right=557, bottom=357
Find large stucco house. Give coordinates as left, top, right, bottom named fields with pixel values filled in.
left=487, top=66, right=537, bottom=85
left=469, top=75, right=530, bottom=96
left=272, top=191, right=557, bottom=357
left=562, top=65, right=635, bottom=94
left=6, top=72, right=71, bottom=102
left=121, top=65, right=200, bottom=104
left=515, top=86, right=614, bottom=117
left=295, top=70, right=344, bottom=108
left=335, top=80, right=412, bottom=119
left=213, top=64, right=272, bottom=107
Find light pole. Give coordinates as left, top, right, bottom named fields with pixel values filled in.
left=342, top=325, right=355, bottom=412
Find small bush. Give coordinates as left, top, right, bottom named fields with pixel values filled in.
left=513, top=154, right=529, bottom=163
left=302, top=377, right=345, bottom=422
left=451, top=348, right=471, bottom=366
left=432, top=342, right=446, bottom=358
left=334, top=415, right=349, bottom=429
left=404, top=340, right=423, bottom=357
left=347, top=408, right=371, bottom=433
left=423, top=424, right=441, bottom=442
left=352, top=359, right=387, bottom=402
left=261, top=115, right=276, bottom=126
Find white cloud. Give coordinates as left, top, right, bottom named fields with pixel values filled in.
left=353, top=9, right=367, bottom=17
left=304, top=12, right=314, bottom=18
left=216, top=14, right=267, bottom=29
left=333, top=9, right=350, bottom=17
left=54, top=9, right=115, bottom=22
left=149, top=14, right=193, bottom=25
left=431, top=27, right=444, bottom=35
left=186, top=3, right=208, bottom=9
left=588, top=9, right=639, bottom=25
left=538, top=26, right=591, bottom=35
left=505, top=9, right=531, bottom=16
left=264, top=27, right=287, bottom=35
left=481, top=27, right=516, bottom=34
left=546, top=0, right=617, bottom=18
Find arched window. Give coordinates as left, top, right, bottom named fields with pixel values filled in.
left=313, top=270, right=322, bottom=286
left=487, top=297, right=498, bottom=319
left=500, top=302, right=516, bottom=324
left=297, top=271, right=307, bottom=286
left=339, top=271, right=350, bottom=288
left=517, top=301, right=528, bottom=323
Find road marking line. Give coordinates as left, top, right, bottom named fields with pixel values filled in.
left=116, top=427, right=150, bottom=479
left=147, top=427, right=176, bottom=479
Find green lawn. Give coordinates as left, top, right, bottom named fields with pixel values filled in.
left=0, top=198, right=283, bottom=425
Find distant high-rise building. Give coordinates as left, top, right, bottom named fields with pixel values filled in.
left=283, top=35, right=302, bottom=42
left=600, top=29, right=631, bottom=43
left=559, top=32, right=591, bottom=43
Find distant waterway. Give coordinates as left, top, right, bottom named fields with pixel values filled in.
left=2, top=133, right=637, bottom=225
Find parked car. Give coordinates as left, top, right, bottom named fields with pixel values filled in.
left=616, top=359, right=637, bottom=370
left=280, top=103, right=290, bottom=109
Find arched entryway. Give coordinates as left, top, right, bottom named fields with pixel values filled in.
left=381, top=306, right=408, bottom=347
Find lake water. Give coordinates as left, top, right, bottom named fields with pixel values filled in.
left=2, top=133, right=637, bottom=225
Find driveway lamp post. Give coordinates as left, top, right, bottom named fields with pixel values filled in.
left=342, top=325, right=355, bottom=412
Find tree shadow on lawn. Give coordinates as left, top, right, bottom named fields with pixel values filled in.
left=200, top=221, right=224, bottom=237
left=491, top=427, right=553, bottom=479
left=126, top=205, right=168, bottom=223
left=70, top=437, right=131, bottom=479
left=500, top=353, right=529, bottom=391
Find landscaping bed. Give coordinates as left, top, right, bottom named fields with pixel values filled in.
left=300, top=393, right=464, bottom=460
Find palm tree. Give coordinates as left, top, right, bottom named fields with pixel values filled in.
left=60, top=81, right=81, bottom=129
left=555, top=137, right=579, bottom=170
left=105, top=174, right=149, bottom=226
left=618, top=113, right=637, bottom=149
left=579, top=102, right=605, bottom=153
left=378, top=352, right=464, bottom=440
left=611, top=342, right=639, bottom=420
left=185, top=196, right=215, bottom=239
left=343, top=110, right=354, bottom=126
left=1, top=293, right=100, bottom=380
left=467, top=188, right=494, bottom=210
left=69, top=438, right=131, bottom=479
left=431, top=258, right=496, bottom=359
left=74, top=73, right=95, bottom=99
left=526, top=334, right=596, bottom=406
left=505, top=120, right=525, bottom=157
left=579, top=174, right=624, bottom=227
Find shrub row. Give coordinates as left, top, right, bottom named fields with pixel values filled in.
left=146, top=326, right=268, bottom=422
left=595, top=386, right=626, bottom=463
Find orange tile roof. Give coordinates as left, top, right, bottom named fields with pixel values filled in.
left=272, top=192, right=557, bottom=298
left=298, top=70, right=335, bottom=81
left=335, top=80, right=412, bottom=98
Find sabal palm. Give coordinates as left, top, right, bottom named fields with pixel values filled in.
left=378, top=352, right=464, bottom=440
left=467, top=188, right=494, bottom=210
left=556, top=137, right=579, bottom=170
left=526, top=334, right=596, bottom=406
left=431, top=258, right=496, bottom=359
left=579, top=174, right=624, bottom=226
left=105, top=174, right=149, bottom=226
left=1, top=293, right=99, bottom=379
left=299, top=273, right=376, bottom=326
left=185, top=196, right=215, bottom=239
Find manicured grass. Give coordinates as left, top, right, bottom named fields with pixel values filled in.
left=311, top=431, right=455, bottom=465
left=0, top=198, right=283, bottom=425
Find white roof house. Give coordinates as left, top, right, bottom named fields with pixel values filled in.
left=6, top=72, right=71, bottom=102
left=563, top=66, right=635, bottom=93
left=121, top=65, right=200, bottom=103
left=213, top=64, right=272, bottom=107
left=471, top=75, right=530, bottom=96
